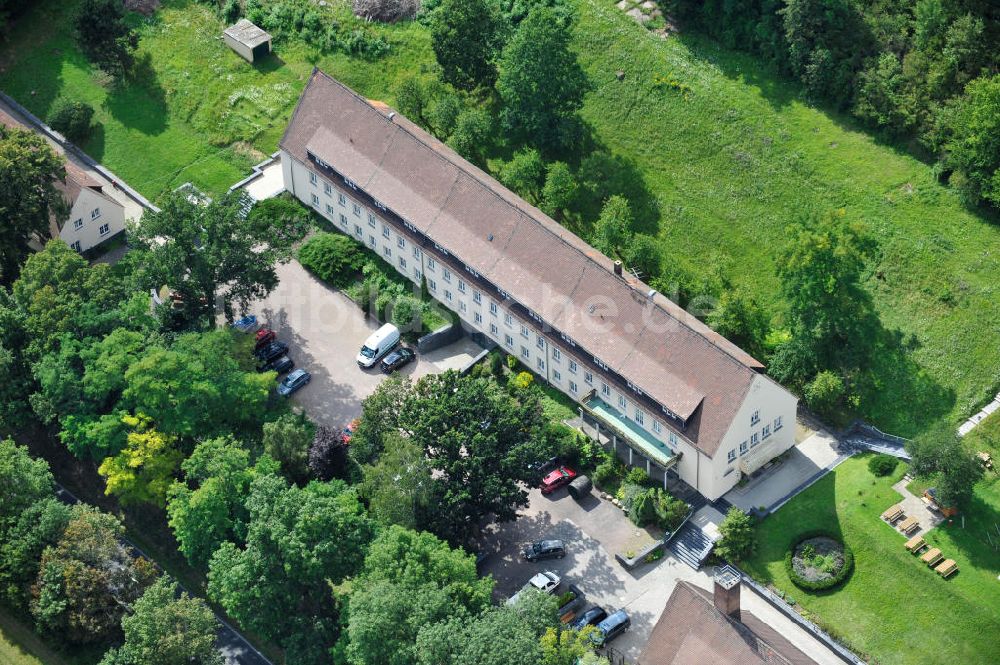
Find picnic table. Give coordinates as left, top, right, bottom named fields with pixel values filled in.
left=935, top=559, right=958, bottom=578
left=921, top=547, right=943, bottom=566
left=898, top=516, right=920, bottom=535
left=881, top=504, right=904, bottom=523
left=904, top=535, right=926, bottom=552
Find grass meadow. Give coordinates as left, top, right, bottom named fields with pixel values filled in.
left=743, top=455, right=1000, bottom=665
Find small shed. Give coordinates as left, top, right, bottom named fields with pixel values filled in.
left=223, top=19, right=272, bottom=63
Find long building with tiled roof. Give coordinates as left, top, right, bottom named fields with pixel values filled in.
left=279, top=69, right=797, bottom=501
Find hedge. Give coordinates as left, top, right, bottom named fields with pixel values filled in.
left=784, top=530, right=854, bottom=591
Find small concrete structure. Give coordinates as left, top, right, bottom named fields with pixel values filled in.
left=223, top=19, right=271, bottom=63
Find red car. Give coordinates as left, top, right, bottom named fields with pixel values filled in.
left=254, top=328, right=276, bottom=350
left=341, top=418, right=361, bottom=444
left=540, top=466, right=577, bottom=494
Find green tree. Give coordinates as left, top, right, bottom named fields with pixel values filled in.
left=74, top=0, right=138, bottom=78
left=99, top=576, right=222, bottom=665
left=166, top=437, right=270, bottom=568
left=32, top=506, right=156, bottom=644
left=496, top=5, right=589, bottom=154
left=591, top=195, right=633, bottom=258
left=121, top=330, right=273, bottom=439
left=853, top=53, right=914, bottom=135
left=0, top=126, right=68, bottom=284
left=428, top=92, right=463, bottom=139
left=715, top=507, right=756, bottom=562
left=540, top=625, right=600, bottom=665
left=262, top=412, right=315, bottom=483
left=707, top=288, right=769, bottom=359
left=772, top=210, right=873, bottom=383
left=0, top=498, right=71, bottom=609
left=803, top=369, right=846, bottom=416
left=362, top=432, right=432, bottom=529
left=47, top=98, right=95, bottom=143
left=130, top=191, right=305, bottom=327
left=208, top=475, right=374, bottom=661
left=394, top=75, right=430, bottom=127
left=431, top=0, right=506, bottom=91
left=940, top=74, right=1000, bottom=206
left=540, top=161, right=577, bottom=221
left=350, top=373, right=412, bottom=464
left=447, top=107, right=493, bottom=166
left=401, top=371, right=550, bottom=544
left=623, top=234, right=661, bottom=281
left=345, top=525, right=493, bottom=665
left=905, top=424, right=984, bottom=509
left=499, top=148, right=546, bottom=203
left=416, top=604, right=545, bottom=665
left=0, top=438, right=54, bottom=533
left=98, top=413, right=183, bottom=507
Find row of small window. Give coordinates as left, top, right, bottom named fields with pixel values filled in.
left=726, top=416, right=785, bottom=463
left=71, top=208, right=103, bottom=231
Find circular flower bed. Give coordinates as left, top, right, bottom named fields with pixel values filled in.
left=784, top=531, right=854, bottom=591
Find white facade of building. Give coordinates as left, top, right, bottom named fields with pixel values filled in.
left=60, top=184, right=126, bottom=253
left=281, top=150, right=797, bottom=501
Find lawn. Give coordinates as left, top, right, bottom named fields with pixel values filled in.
left=0, top=604, right=94, bottom=665
left=743, top=455, right=1000, bottom=665
left=572, top=0, right=1000, bottom=435
left=0, top=0, right=434, bottom=199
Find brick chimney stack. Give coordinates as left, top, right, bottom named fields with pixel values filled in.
left=714, top=565, right=741, bottom=621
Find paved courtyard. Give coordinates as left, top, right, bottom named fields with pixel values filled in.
left=480, top=486, right=846, bottom=665
left=725, top=426, right=846, bottom=513
left=250, top=259, right=480, bottom=427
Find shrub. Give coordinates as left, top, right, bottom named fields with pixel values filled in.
left=804, top=370, right=845, bottom=415
left=352, top=0, right=419, bottom=22
left=592, top=457, right=625, bottom=491
left=784, top=531, right=854, bottom=591
left=47, top=98, right=94, bottom=143
left=624, top=466, right=650, bottom=487
left=510, top=371, right=534, bottom=391
left=715, top=507, right=756, bottom=562
left=867, top=453, right=898, bottom=477
left=298, top=232, right=365, bottom=287
left=222, top=0, right=241, bottom=23
left=389, top=295, right=423, bottom=332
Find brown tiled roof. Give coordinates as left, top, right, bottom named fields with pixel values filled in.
left=281, top=69, right=770, bottom=455
left=639, top=582, right=820, bottom=665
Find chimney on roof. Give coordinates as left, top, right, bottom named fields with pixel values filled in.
left=714, top=565, right=741, bottom=621
left=613, top=260, right=623, bottom=277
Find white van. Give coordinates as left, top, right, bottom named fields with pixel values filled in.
left=357, top=323, right=400, bottom=368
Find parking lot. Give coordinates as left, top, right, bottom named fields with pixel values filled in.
left=250, top=260, right=483, bottom=427
left=480, top=485, right=846, bottom=665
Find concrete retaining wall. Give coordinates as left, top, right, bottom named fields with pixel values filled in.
left=417, top=322, right=463, bottom=354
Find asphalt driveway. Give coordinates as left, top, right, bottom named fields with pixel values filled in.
left=480, top=486, right=846, bottom=665
left=251, top=260, right=475, bottom=428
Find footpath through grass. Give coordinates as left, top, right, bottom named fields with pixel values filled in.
left=743, top=455, right=1000, bottom=665
left=573, top=0, right=1000, bottom=435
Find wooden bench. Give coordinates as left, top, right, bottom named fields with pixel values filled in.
left=898, top=516, right=920, bottom=535
left=904, top=535, right=926, bottom=553
left=935, top=559, right=958, bottom=578
left=881, top=504, right=904, bottom=523
left=921, top=547, right=943, bottom=566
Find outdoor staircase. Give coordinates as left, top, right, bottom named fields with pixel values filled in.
left=667, top=520, right=715, bottom=570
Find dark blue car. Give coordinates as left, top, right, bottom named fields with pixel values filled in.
left=591, top=610, right=630, bottom=646
left=571, top=606, right=607, bottom=631
left=277, top=369, right=311, bottom=396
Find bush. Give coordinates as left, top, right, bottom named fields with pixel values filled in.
left=624, top=466, right=651, bottom=487
left=47, top=98, right=94, bottom=143
left=352, top=0, right=419, bottom=22
left=867, top=453, right=898, bottom=477
left=509, top=371, right=534, bottom=391
left=389, top=295, right=423, bottom=332
left=222, top=0, right=241, bottom=23
left=804, top=370, right=846, bottom=415
left=592, top=457, right=625, bottom=491
left=784, top=531, right=854, bottom=591
left=298, top=232, right=365, bottom=287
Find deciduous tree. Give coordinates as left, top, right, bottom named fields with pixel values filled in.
left=431, top=0, right=506, bottom=91
left=361, top=432, right=432, bottom=529
left=715, top=507, right=756, bottom=563
left=75, top=0, right=138, bottom=78
left=497, top=6, right=588, bottom=154
left=591, top=195, right=633, bottom=258
left=262, top=412, right=315, bottom=483
left=940, top=74, right=1000, bottom=206
left=540, top=161, right=578, bottom=221
left=99, top=576, right=222, bottom=665
left=499, top=148, right=546, bottom=203
left=0, top=126, right=67, bottom=284
left=98, top=413, right=183, bottom=507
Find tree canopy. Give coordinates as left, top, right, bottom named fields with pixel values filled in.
left=431, top=0, right=506, bottom=91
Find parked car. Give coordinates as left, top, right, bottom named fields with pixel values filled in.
left=357, top=323, right=400, bottom=368
left=527, top=456, right=561, bottom=482
left=258, top=355, right=294, bottom=375
left=507, top=571, right=561, bottom=606
left=540, top=466, right=578, bottom=494
left=380, top=346, right=416, bottom=373
left=231, top=315, right=257, bottom=333
left=591, top=610, right=630, bottom=646
left=521, top=540, right=566, bottom=561
left=571, top=606, right=608, bottom=631
left=254, top=328, right=276, bottom=350
left=277, top=369, right=311, bottom=396
left=255, top=341, right=289, bottom=363
left=341, top=418, right=360, bottom=444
